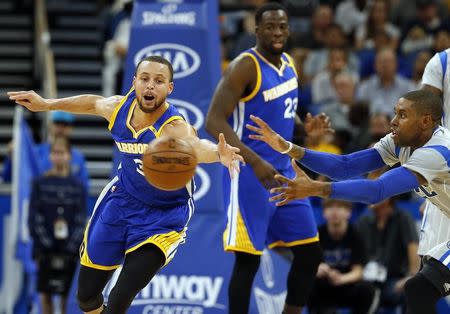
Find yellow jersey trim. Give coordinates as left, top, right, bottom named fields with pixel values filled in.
left=283, top=52, right=298, bottom=78
left=126, top=102, right=171, bottom=139
left=125, top=230, right=185, bottom=266
left=252, top=48, right=288, bottom=76
left=79, top=221, right=121, bottom=271
left=239, top=52, right=262, bottom=103
left=108, top=87, right=134, bottom=130
left=155, top=115, right=185, bottom=138
left=126, top=238, right=168, bottom=260
left=267, top=234, right=320, bottom=249
left=80, top=259, right=121, bottom=271
left=224, top=246, right=263, bottom=255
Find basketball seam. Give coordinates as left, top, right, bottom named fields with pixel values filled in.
left=142, top=166, right=196, bottom=173
left=144, top=150, right=196, bottom=158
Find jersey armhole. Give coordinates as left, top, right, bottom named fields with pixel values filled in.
left=283, top=52, right=298, bottom=78
left=155, top=116, right=185, bottom=137
left=108, top=87, right=135, bottom=130
left=239, top=53, right=262, bottom=103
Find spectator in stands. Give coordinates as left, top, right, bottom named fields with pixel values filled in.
left=304, top=23, right=360, bottom=81
left=295, top=4, right=333, bottom=50
left=355, top=0, right=400, bottom=51
left=312, top=48, right=358, bottom=106
left=102, top=0, right=132, bottom=96
left=432, top=29, right=450, bottom=55
left=230, top=11, right=256, bottom=58
left=320, top=71, right=358, bottom=133
left=401, top=0, right=449, bottom=55
left=29, top=137, right=86, bottom=314
left=308, top=199, right=377, bottom=314
left=335, top=0, right=368, bottom=36
left=411, top=50, right=432, bottom=89
left=348, top=111, right=391, bottom=153
left=357, top=189, right=420, bottom=310
left=2, top=112, right=89, bottom=190
left=356, top=48, right=414, bottom=115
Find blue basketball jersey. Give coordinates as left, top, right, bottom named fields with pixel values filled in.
left=230, top=48, right=299, bottom=171
left=108, top=88, right=193, bottom=208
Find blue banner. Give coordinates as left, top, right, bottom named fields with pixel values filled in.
left=0, top=108, right=41, bottom=314
left=122, top=0, right=222, bottom=212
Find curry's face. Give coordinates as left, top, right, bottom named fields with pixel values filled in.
left=256, top=10, right=289, bottom=55
left=133, top=61, right=173, bottom=113
left=390, top=98, right=420, bottom=147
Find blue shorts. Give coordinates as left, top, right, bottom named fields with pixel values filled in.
left=80, top=177, right=193, bottom=270
left=223, top=165, right=318, bottom=255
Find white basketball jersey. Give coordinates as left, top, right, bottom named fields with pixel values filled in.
left=374, top=127, right=450, bottom=218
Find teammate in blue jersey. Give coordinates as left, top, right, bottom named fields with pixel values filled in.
left=247, top=90, right=450, bottom=314
left=8, top=56, right=243, bottom=314
left=206, top=3, right=329, bottom=314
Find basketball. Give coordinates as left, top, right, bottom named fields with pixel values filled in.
left=142, top=136, right=198, bottom=191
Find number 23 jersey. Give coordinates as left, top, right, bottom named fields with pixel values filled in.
left=230, top=48, right=299, bottom=172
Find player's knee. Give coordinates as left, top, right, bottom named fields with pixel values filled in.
left=77, top=290, right=104, bottom=312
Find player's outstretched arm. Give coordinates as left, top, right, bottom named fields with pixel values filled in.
left=8, top=90, right=123, bottom=121
left=269, top=159, right=423, bottom=206
left=247, top=115, right=386, bottom=180
left=160, top=120, right=244, bottom=178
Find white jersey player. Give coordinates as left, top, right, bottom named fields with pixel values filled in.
left=246, top=90, right=450, bottom=314
left=419, top=48, right=450, bottom=257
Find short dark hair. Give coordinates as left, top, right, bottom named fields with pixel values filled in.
left=322, top=198, right=352, bottom=210
left=402, top=90, right=442, bottom=122
left=255, top=2, right=288, bottom=25
left=135, top=55, right=174, bottom=82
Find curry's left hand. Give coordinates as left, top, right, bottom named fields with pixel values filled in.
left=269, top=159, right=319, bottom=206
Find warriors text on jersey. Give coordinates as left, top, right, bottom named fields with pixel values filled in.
left=230, top=48, right=299, bottom=171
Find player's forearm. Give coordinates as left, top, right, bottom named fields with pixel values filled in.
left=330, top=166, right=419, bottom=204
left=182, top=136, right=219, bottom=164
left=47, top=94, right=103, bottom=115
left=290, top=147, right=385, bottom=181
left=206, top=118, right=261, bottom=166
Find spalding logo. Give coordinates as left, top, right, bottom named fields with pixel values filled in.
left=134, top=43, right=201, bottom=79
left=168, top=98, right=204, bottom=130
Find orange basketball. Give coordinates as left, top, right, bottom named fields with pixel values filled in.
left=142, top=136, right=198, bottom=191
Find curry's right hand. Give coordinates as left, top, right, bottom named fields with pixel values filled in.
left=246, top=115, right=290, bottom=153
left=251, top=158, right=280, bottom=190
left=8, top=90, right=49, bottom=112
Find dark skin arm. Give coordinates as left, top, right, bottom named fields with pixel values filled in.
left=206, top=55, right=280, bottom=189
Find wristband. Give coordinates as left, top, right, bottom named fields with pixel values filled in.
left=280, top=141, right=293, bottom=154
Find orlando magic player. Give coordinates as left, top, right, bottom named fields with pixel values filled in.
left=8, top=56, right=243, bottom=314
left=417, top=48, right=450, bottom=272
left=206, top=3, right=324, bottom=314
left=247, top=90, right=450, bottom=314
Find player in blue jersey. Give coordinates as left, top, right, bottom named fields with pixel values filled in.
left=247, top=90, right=450, bottom=314
left=8, top=56, right=243, bottom=314
left=206, top=3, right=330, bottom=314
